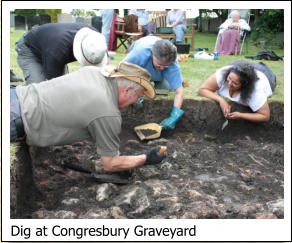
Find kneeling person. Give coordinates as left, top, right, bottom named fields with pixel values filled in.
left=10, top=62, right=166, bottom=171
left=125, top=36, right=185, bottom=130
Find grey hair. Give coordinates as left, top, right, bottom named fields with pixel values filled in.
left=230, top=10, right=240, bottom=17
left=151, top=39, right=177, bottom=63
left=116, top=77, right=144, bottom=93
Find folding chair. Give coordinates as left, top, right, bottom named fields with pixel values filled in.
left=214, top=9, right=251, bottom=55
left=114, top=15, right=143, bottom=53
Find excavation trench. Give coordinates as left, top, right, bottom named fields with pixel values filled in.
left=10, top=100, right=284, bottom=219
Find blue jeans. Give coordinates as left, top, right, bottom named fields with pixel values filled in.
left=15, top=35, right=68, bottom=85
left=10, top=86, right=25, bottom=142
left=100, top=9, right=114, bottom=47
left=173, top=24, right=187, bottom=42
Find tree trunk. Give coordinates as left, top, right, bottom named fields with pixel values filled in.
left=198, top=9, right=203, bottom=32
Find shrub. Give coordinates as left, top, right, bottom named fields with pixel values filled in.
left=250, top=10, right=284, bottom=49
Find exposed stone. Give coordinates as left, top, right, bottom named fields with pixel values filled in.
left=115, top=185, right=141, bottom=205
left=136, top=166, right=160, bottom=179
left=204, top=134, right=217, bottom=141
left=168, top=215, right=178, bottom=219
left=144, top=179, right=177, bottom=197
left=172, top=151, right=178, bottom=159
left=128, top=191, right=150, bottom=216
left=194, top=174, right=228, bottom=183
left=114, top=185, right=150, bottom=217
left=188, top=201, right=220, bottom=218
left=78, top=208, right=110, bottom=219
left=222, top=143, right=237, bottom=150
left=151, top=215, right=165, bottom=219
left=255, top=212, right=278, bottom=219
left=188, top=189, right=202, bottom=199
left=61, top=198, right=80, bottom=206
left=239, top=172, right=252, bottom=182
left=266, top=199, right=284, bottom=218
left=180, top=212, right=198, bottom=219
left=232, top=203, right=263, bottom=217
left=239, top=184, right=255, bottom=192
left=32, top=210, right=44, bottom=219
left=110, top=206, right=127, bottom=219
left=168, top=203, right=183, bottom=214
left=160, top=161, right=173, bottom=170
left=64, top=187, right=83, bottom=197
left=147, top=138, right=168, bottom=145
left=157, top=196, right=180, bottom=203
left=54, top=210, right=77, bottom=219
left=96, top=183, right=112, bottom=202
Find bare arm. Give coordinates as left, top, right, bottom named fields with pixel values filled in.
left=101, top=154, right=146, bottom=172
left=227, top=101, right=270, bottom=122
left=198, top=74, right=231, bottom=116
left=173, top=85, right=184, bottom=108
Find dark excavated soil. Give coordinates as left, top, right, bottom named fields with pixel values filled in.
left=10, top=100, right=284, bottom=219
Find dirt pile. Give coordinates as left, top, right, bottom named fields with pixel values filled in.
left=10, top=100, right=284, bottom=219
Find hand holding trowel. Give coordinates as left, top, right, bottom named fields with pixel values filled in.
left=220, top=102, right=231, bottom=131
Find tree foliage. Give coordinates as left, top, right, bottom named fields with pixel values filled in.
left=13, top=9, right=45, bottom=16
left=200, top=9, right=228, bottom=21
left=197, top=9, right=228, bottom=31
left=12, top=9, right=62, bottom=23
left=70, top=9, right=96, bottom=17
left=43, top=9, right=62, bottom=23
left=70, top=9, right=86, bottom=16
left=250, top=9, right=284, bottom=48
left=86, top=11, right=96, bottom=17
left=251, top=9, right=284, bottom=33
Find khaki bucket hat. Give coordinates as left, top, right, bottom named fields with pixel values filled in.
left=73, top=27, right=108, bottom=68
left=101, top=61, right=156, bottom=99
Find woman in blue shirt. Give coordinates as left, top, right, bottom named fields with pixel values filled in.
left=125, top=36, right=185, bottom=130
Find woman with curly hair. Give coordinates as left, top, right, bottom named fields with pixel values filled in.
left=198, top=60, right=276, bottom=123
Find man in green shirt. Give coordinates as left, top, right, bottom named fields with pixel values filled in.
left=10, top=61, right=166, bottom=172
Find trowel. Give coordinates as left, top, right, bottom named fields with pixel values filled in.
left=61, top=160, right=131, bottom=184
left=221, top=117, right=229, bottom=131
left=134, top=123, right=163, bottom=140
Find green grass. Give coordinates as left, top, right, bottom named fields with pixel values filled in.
left=10, top=28, right=284, bottom=102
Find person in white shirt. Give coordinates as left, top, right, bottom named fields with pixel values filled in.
left=218, top=10, right=251, bottom=36
left=216, top=10, right=251, bottom=55
left=198, top=60, right=276, bottom=123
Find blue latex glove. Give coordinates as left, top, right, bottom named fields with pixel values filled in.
left=160, top=106, right=184, bottom=130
